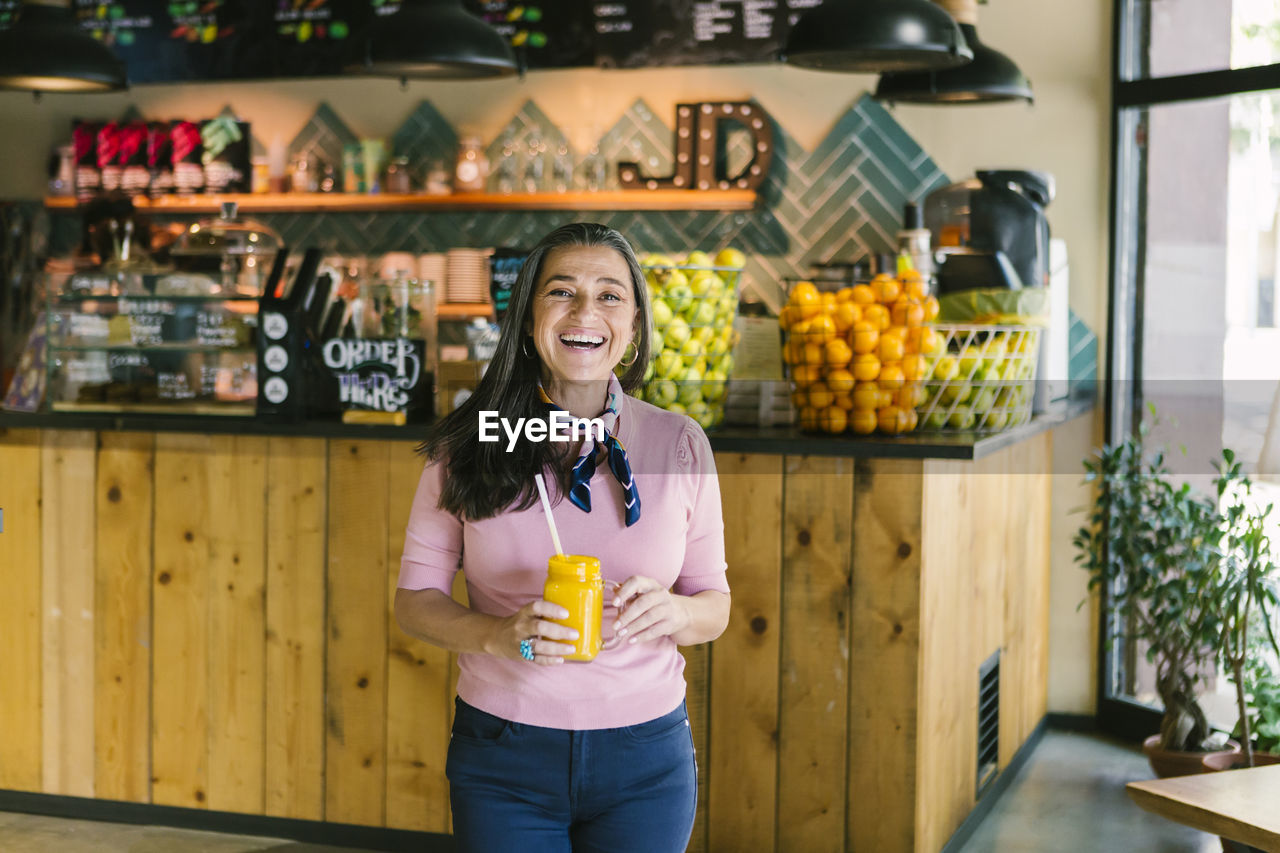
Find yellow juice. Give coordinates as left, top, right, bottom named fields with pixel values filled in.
left=543, top=554, right=603, bottom=661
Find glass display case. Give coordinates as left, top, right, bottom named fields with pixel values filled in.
left=45, top=269, right=258, bottom=414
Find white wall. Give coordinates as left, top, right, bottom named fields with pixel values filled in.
left=0, top=0, right=1110, bottom=713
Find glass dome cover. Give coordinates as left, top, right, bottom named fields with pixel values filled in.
left=172, top=201, right=283, bottom=257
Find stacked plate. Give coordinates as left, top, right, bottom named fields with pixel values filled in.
left=444, top=248, right=492, bottom=304
left=417, top=253, right=446, bottom=300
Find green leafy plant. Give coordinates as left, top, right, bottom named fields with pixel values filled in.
left=1074, top=416, right=1225, bottom=752
left=1214, top=451, right=1280, bottom=766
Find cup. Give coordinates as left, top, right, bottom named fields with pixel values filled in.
left=543, top=555, right=625, bottom=661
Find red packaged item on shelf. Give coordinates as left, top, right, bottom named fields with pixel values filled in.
left=170, top=120, right=204, bottom=195
left=97, top=121, right=122, bottom=192
left=147, top=121, right=173, bottom=197
left=118, top=121, right=150, bottom=197
left=73, top=120, right=101, bottom=202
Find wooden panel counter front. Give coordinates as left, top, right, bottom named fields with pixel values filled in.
left=0, top=426, right=1053, bottom=853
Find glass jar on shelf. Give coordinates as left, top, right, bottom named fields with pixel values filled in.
left=455, top=136, right=488, bottom=193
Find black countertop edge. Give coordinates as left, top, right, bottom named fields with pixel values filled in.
left=0, top=394, right=1097, bottom=460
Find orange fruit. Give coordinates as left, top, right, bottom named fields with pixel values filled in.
left=799, top=406, right=820, bottom=432
left=833, top=393, right=854, bottom=411
left=878, top=387, right=894, bottom=409
left=821, top=292, right=838, bottom=313
left=851, top=409, right=877, bottom=435
left=878, top=334, right=905, bottom=364
left=792, top=364, right=822, bottom=386
left=877, top=405, right=908, bottom=435
left=790, top=281, right=820, bottom=306
left=903, top=278, right=929, bottom=301
left=851, top=320, right=880, bottom=355
left=833, top=302, right=862, bottom=333
left=918, top=326, right=943, bottom=355
left=872, top=275, right=900, bottom=304
left=808, top=381, right=835, bottom=410
left=852, top=352, right=881, bottom=382
left=778, top=305, right=797, bottom=330
left=783, top=340, right=803, bottom=365
left=803, top=342, right=826, bottom=365
left=826, top=367, right=855, bottom=394
left=902, top=353, right=929, bottom=382
left=895, top=383, right=925, bottom=410
left=922, top=295, right=940, bottom=322
left=878, top=362, right=905, bottom=391
left=899, top=268, right=923, bottom=285
left=835, top=287, right=855, bottom=304
left=819, top=406, right=848, bottom=434
left=808, top=313, right=837, bottom=342
left=852, top=381, right=881, bottom=411
left=791, top=390, right=807, bottom=409
left=824, top=338, right=853, bottom=367
left=903, top=407, right=919, bottom=432
left=790, top=318, right=811, bottom=341
left=850, top=284, right=876, bottom=305
left=798, top=301, right=822, bottom=320
left=863, top=303, right=891, bottom=332
left=891, top=298, right=925, bottom=328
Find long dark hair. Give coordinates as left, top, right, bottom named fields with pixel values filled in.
left=420, top=223, right=654, bottom=521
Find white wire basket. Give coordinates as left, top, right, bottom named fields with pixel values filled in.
left=916, top=324, right=1041, bottom=432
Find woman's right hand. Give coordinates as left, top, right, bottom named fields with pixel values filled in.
left=486, top=600, right=579, bottom=665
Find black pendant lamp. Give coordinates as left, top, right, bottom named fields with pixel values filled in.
left=0, top=0, right=126, bottom=92
left=782, top=0, right=973, bottom=73
left=345, top=0, right=517, bottom=80
left=876, top=1, right=1032, bottom=104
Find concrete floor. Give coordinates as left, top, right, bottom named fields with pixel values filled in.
left=0, top=731, right=1223, bottom=852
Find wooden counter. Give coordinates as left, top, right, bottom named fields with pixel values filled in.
left=0, top=424, right=1057, bottom=852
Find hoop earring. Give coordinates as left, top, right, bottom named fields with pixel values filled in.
left=618, top=340, right=639, bottom=367
left=522, top=337, right=537, bottom=359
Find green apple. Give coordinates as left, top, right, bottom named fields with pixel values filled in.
left=678, top=380, right=703, bottom=407
left=692, top=325, right=716, bottom=347
left=689, top=270, right=716, bottom=297
left=686, top=399, right=709, bottom=421
left=985, top=411, right=1009, bottom=431
left=650, top=378, right=678, bottom=407
left=707, top=335, right=731, bottom=361
left=947, top=406, right=976, bottom=429
left=702, top=369, right=728, bottom=402
left=643, top=252, right=674, bottom=268
left=712, top=353, right=734, bottom=376
left=931, top=355, right=959, bottom=382
left=976, top=366, right=1001, bottom=385
left=663, top=271, right=692, bottom=310
left=651, top=298, right=674, bottom=329
left=667, top=402, right=687, bottom=416
left=688, top=299, right=717, bottom=328
left=679, top=338, right=705, bottom=363
left=642, top=358, right=656, bottom=383
left=971, top=388, right=996, bottom=414
left=924, top=411, right=948, bottom=430
left=655, top=349, right=683, bottom=380
left=958, top=346, right=984, bottom=378
left=941, top=381, right=971, bottom=405
left=664, top=317, right=691, bottom=350
left=685, top=250, right=712, bottom=268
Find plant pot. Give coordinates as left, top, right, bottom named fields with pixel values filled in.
left=1201, top=749, right=1280, bottom=771
left=1142, top=734, right=1241, bottom=778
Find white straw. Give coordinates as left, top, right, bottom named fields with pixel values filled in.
left=534, top=473, right=565, bottom=557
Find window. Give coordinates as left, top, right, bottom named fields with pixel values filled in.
left=1107, top=0, right=1280, bottom=737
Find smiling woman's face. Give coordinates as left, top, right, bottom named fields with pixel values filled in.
left=528, top=245, right=637, bottom=386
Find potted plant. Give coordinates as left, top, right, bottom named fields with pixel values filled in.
left=1074, top=416, right=1235, bottom=776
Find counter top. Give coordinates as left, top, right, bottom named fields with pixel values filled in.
left=0, top=393, right=1094, bottom=461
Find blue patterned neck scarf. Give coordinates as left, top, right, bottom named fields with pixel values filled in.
left=539, top=375, right=641, bottom=527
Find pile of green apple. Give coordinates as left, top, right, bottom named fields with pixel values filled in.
left=635, top=248, right=745, bottom=429
left=919, top=330, right=1038, bottom=431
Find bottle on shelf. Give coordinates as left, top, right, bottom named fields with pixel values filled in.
left=897, top=201, right=935, bottom=285
left=455, top=136, right=488, bottom=193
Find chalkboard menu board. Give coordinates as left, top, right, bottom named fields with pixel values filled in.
left=0, top=0, right=815, bottom=82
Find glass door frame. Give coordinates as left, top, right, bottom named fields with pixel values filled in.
left=1102, top=0, right=1280, bottom=739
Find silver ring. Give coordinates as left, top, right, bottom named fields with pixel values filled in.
left=519, top=638, right=535, bottom=661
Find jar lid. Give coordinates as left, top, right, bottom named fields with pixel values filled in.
left=171, top=201, right=284, bottom=258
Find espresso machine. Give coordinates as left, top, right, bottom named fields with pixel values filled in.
left=925, top=169, right=1055, bottom=294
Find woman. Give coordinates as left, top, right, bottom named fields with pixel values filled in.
left=397, top=222, right=731, bottom=852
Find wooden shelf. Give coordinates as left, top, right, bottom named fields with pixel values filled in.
left=43, top=188, right=757, bottom=214
left=436, top=303, right=493, bottom=319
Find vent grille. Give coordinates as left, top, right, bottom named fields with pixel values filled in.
left=976, top=650, right=1000, bottom=796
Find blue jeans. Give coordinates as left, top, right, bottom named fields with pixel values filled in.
left=445, top=697, right=697, bottom=853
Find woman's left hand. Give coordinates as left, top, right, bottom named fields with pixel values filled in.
left=610, top=576, right=691, bottom=645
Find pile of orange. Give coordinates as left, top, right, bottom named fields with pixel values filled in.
left=780, top=271, right=941, bottom=435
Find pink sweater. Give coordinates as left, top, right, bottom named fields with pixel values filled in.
left=398, top=396, right=729, bottom=730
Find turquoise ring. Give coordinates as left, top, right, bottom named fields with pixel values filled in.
left=519, top=638, right=535, bottom=661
